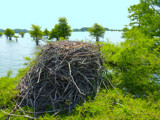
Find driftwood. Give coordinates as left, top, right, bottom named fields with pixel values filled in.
left=15, top=41, right=105, bottom=117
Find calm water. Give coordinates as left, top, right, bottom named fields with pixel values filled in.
left=70, top=31, right=124, bottom=43
left=0, top=31, right=124, bottom=77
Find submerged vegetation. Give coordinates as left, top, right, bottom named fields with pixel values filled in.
left=49, top=17, right=72, bottom=41
left=19, top=32, right=25, bottom=38
left=29, top=24, right=44, bottom=45
left=4, top=28, right=15, bottom=40
left=43, top=28, right=50, bottom=39
left=0, top=32, right=3, bottom=37
left=88, top=23, right=105, bottom=42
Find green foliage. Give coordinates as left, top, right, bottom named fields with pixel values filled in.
left=59, top=37, right=67, bottom=41
left=0, top=32, right=3, bottom=37
left=121, top=25, right=129, bottom=38
left=1, top=88, right=160, bottom=119
left=101, top=29, right=160, bottom=95
left=49, top=17, right=71, bottom=40
left=13, top=35, right=19, bottom=39
left=6, top=70, right=13, bottom=78
left=88, top=23, right=105, bottom=42
left=1, top=1, right=160, bottom=120
left=43, top=28, right=50, bottom=39
left=0, top=34, right=160, bottom=119
left=37, top=89, right=160, bottom=120
left=29, top=24, right=43, bottom=45
left=49, top=24, right=60, bottom=40
left=19, top=32, right=25, bottom=38
left=58, top=17, right=71, bottom=39
left=0, top=56, right=37, bottom=119
left=126, top=0, right=160, bottom=38
left=0, top=77, right=18, bottom=107
left=0, top=67, right=29, bottom=108
left=4, top=28, right=15, bottom=40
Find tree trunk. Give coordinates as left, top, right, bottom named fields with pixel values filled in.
left=96, top=35, right=99, bottom=42
left=36, top=37, right=39, bottom=45
left=9, top=37, right=12, bottom=40
left=56, top=37, right=59, bottom=41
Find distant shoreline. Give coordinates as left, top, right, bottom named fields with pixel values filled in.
left=0, top=28, right=123, bottom=33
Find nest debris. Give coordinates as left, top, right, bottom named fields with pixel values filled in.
left=16, top=41, right=105, bottom=117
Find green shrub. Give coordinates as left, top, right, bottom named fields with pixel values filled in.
left=100, top=29, right=160, bottom=96
left=0, top=67, right=29, bottom=108
left=47, top=89, right=160, bottom=120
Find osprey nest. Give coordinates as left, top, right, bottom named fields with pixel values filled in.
left=16, top=41, right=105, bottom=116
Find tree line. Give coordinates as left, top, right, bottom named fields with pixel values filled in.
left=29, top=17, right=106, bottom=45
left=73, top=27, right=109, bottom=32
left=0, top=17, right=106, bottom=45
left=0, top=29, right=28, bottom=33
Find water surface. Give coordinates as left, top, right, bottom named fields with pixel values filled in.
left=0, top=31, right=124, bottom=77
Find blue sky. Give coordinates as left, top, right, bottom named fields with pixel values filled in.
left=0, top=0, right=139, bottom=30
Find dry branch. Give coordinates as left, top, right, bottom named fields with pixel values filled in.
left=15, top=41, right=106, bottom=117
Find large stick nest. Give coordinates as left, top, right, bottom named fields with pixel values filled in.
left=16, top=41, right=104, bottom=116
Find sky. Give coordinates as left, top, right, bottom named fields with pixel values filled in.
left=0, top=0, right=140, bottom=30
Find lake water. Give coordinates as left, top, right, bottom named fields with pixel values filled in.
left=0, top=31, right=124, bottom=77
